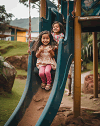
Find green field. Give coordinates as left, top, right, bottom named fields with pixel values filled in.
left=0, top=40, right=29, bottom=57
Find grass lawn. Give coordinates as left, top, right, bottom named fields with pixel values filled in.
left=0, top=40, right=29, bottom=57
left=82, top=61, right=100, bottom=74
left=16, top=69, right=27, bottom=77
left=87, top=61, right=100, bottom=74
left=0, top=78, right=26, bottom=126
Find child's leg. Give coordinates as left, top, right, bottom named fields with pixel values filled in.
left=45, top=64, right=52, bottom=84
left=65, top=66, right=71, bottom=95
left=39, top=66, right=46, bottom=84
left=67, top=77, right=71, bottom=95
left=45, top=65, right=52, bottom=90
left=68, top=66, right=72, bottom=94
left=71, top=62, right=74, bottom=98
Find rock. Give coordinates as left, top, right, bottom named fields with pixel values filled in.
left=5, top=55, right=28, bottom=71
left=82, top=74, right=100, bottom=94
left=93, top=98, right=98, bottom=101
left=89, top=95, right=94, bottom=99
left=0, top=60, right=17, bottom=93
left=37, top=105, right=45, bottom=110
left=58, top=107, right=71, bottom=112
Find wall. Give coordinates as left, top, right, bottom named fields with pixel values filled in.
left=26, top=31, right=39, bottom=42
left=0, top=30, right=11, bottom=41
left=17, top=31, right=26, bottom=42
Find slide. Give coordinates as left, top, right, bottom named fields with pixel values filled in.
left=4, top=1, right=74, bottom=126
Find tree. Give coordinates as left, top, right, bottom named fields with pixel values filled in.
left=19, top=0, right=57, bottom=11
left=19, top=0, right=40, bottom=10
left=0, top=5, right=14, bottom=34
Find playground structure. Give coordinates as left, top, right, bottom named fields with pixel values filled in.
left=4, top=0, right=100, bottom=126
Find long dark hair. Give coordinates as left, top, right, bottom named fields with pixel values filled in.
left=32, top=30, right=57, bottom=53
left=51, top=21, right=65, bottom=35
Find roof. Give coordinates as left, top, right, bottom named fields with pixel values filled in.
left=0, top=34, right=11, bottom=38
left=7, top=24, right=28, bottom=31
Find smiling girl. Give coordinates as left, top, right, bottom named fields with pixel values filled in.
left=31, top=31, right=57, bottom=90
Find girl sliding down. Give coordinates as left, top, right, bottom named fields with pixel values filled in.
left=51, top=21, right=65, bottom=44
left=31, top=31, right=57, bottom=90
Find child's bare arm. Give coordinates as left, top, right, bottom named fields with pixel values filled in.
left=53, top=45, right=58, bottom=50
left=60, top=36, right=64, bottom=39
left=48, top=48, right=55, bottom=57
left=27, top=48, right=31, bottom=55
left=36, top=46, right=44, bottom=58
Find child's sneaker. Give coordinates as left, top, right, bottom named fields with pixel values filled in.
left=45, top=84, right=51, bottom=91
left=41, top=83, right=46, bottom=89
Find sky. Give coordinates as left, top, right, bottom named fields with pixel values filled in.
left=0, top=0, right=39, bottom=20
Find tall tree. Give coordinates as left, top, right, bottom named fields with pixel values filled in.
left=19, top=0, right=40, bottom=10
left=0, top=5, right=14, bottom=34
left=19, top=0, right=57, bottom=11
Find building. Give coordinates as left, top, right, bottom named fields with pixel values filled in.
left=0, top=24, right=28, bottom=42
left=26, top=31, right=39, bottom=42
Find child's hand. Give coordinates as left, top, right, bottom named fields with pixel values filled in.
left=81, top=59, right=83, bottom=62
left=60, top=37, right=63, bottom=39
left=53, top=46, right=58, bottom=51
left=36, top=46, right=44, bottom=58
left=48, top=47, right=52, bottom=53
left=72, top=10, right=75, bottom=17
left=27, top=49, right=31, bottom=55
left=39, top=46, right=44, bottom=52
left=48, top=47, right=55, bottom=57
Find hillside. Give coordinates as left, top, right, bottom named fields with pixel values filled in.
left=0, top=40, right=28, bottom=57
left=10, top=17, right=39, bottom=32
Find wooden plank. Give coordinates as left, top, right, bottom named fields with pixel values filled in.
left=93, top=32, right=98, bottom=98
left=78, top=16, right=100, bottom=32
left=78, top=16, right=100, bottom=21
left=40, top=0, right=46, bottom=18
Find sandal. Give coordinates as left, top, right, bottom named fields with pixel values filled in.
left=68, top=92, right=71, bottom=96
left=41, top=83, right=46, bottom=89
left=45, top=84, right=51, bottom=91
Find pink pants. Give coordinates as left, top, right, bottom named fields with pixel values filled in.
left=39, top=65, right=52, bottom=84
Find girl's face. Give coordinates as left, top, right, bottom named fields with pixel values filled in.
left=53, top=23, right=60, bottom=34
left=41, top=34, right=50, bottom=46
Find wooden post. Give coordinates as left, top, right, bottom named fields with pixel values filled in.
left=40, top=0, right=46, bottom=18
left=28, top=0, right=31, bottom=47
left=93, top=32, right=98, bottom=98
left=74, top=0, right=81, bottom=117
left=14, top=28, right=17, bottom=41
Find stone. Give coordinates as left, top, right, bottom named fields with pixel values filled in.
left=0, top=60, right=17, bottom=93
left=89, top=95, right=94, bottom=99
left=5, top=55, right=28, bottom=71
left=82, top=74, right=100, bottom=94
